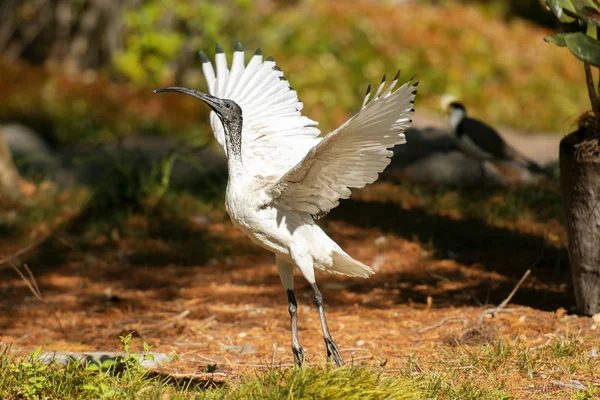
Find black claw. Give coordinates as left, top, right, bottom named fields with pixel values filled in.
left=254, top=48, right=262, bottom=56
left=324, top=337, right=344, bottom=367
left=365, top=84, right=371, bottom=95
left=215, top=43, right=224, bottom=54
left=394, top=70, right=401, bottom=80
left=380, top=74, right=386, bottom=83
left=293, top=346, right=305, bottom=367
left=267, top=56, right=275, bottom=62
left=199, top=51, right=209, bottom=63
left=234, top=41, right=243, bottom=52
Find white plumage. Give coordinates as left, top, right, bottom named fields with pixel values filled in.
left=155, top=43, right=417, bottom=366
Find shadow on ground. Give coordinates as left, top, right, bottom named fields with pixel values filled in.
left=326, top=194, right=572, bottom=311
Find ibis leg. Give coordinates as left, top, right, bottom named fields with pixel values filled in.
left=286, top=289, right=305, bottom=365
left=311, top=283, right=344, bottom=366
left=277, top=258, right=305, bottom=366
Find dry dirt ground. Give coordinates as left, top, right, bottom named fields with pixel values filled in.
left=0, top=176, right=598, bottom=397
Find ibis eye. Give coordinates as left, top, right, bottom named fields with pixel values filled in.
left=225, top=102, right=231, bottom=109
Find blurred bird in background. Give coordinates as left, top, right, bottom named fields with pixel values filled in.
left=442, top=96, right=543, bottom=177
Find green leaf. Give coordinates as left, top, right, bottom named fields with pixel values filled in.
left=545, top=33, right=568, bottom=46
left=546, top=0, right=578, bottom=22
left=86, top=363, right=100, bottom=371
left=564, top=31, right=600, bottom=67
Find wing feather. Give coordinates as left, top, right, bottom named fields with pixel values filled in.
left=267, top=76, right=417, bottom=218
left=200, top=44, right=320, bottom=171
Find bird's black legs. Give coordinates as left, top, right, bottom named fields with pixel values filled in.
left=311, top=283, right=344, bottom=366
left=277, top=259, right=305, bottom=366
left=286, top=289, right=305, bottom=366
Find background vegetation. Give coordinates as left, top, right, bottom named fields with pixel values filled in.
left=0, top=0, right=590, bottom=147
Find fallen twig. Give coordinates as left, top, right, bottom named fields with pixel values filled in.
left=478, top=269, right=531, bottom=325
left=9, top=261, right=70, bottom=341
left=551, top=379, right=587, bottom=391
left=418, top=316, right=468, bottom=333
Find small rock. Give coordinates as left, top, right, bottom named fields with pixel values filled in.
left=374, top=236, right=387, bottom=246
left=592, top=313, right=600, bottom=324
left=355, top=340, right=365, bottom=346
left=555, top=307, right=567, bottom=319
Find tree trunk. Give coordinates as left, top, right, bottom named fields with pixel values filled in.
left=560, top=129, right=600, bottom=316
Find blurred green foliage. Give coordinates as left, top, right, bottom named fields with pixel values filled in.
left=0, top=0, right=592, bottom=146
left=113, top=0, right=252, bottom=84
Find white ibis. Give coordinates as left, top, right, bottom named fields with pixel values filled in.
left=154, top=42, right=416, bottom=366
left=443, top=98, right=542, bottom=174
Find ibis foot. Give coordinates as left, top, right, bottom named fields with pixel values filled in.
left=293, top=345, right=305, bottom=366
left=325, top=336, right=344, bottom=366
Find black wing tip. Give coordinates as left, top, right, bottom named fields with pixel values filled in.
left=380, top=74, right=386, bottom=83
left=413, top=81, right=420, bottom=87
left=273, top=65, right=281, bottom=71
left=413, top=89, right=418, bottom=95
left=234, top=41, right=243, bottom=52
left=289, top=86, right=295, bottom=91
left=215, top=43, right=224, bottom=53
left=254, top=48, right=262, bottom=56
left=365, top=84, right=371, bottom=95
left=394, top=70, right=400, bottom=81
left=199, top=50, right=209, bottom=63
left=279, top=76, right=287, bottom=81
left=410, top=99, right=415, bottom=104
left=266, top=55, right=275, bottom=62
left=411, top=108, right=416, bottom=113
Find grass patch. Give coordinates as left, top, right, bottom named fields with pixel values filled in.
left=410, top=334, right=600, bottom=399
left=0, top=346, right=421, bottom=399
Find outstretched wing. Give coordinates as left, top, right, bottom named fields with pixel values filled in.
left=266, top=73, right=417, bottom=217
left=201, top=42, right=321, bottom=177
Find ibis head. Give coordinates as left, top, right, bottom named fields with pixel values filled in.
left=153, top=87, right=243, bottom=160
left=446, top=101, right=466, bottom=115
left=440, top=95, right=466, bottom=116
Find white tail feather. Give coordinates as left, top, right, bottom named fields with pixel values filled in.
left=329, top=251, right=374, bottom=278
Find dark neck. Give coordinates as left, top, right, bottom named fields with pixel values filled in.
left=222, top=116, right=244, bottom=175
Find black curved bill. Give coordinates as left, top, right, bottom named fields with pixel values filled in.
left=153, top=87, right=221, bottom=110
